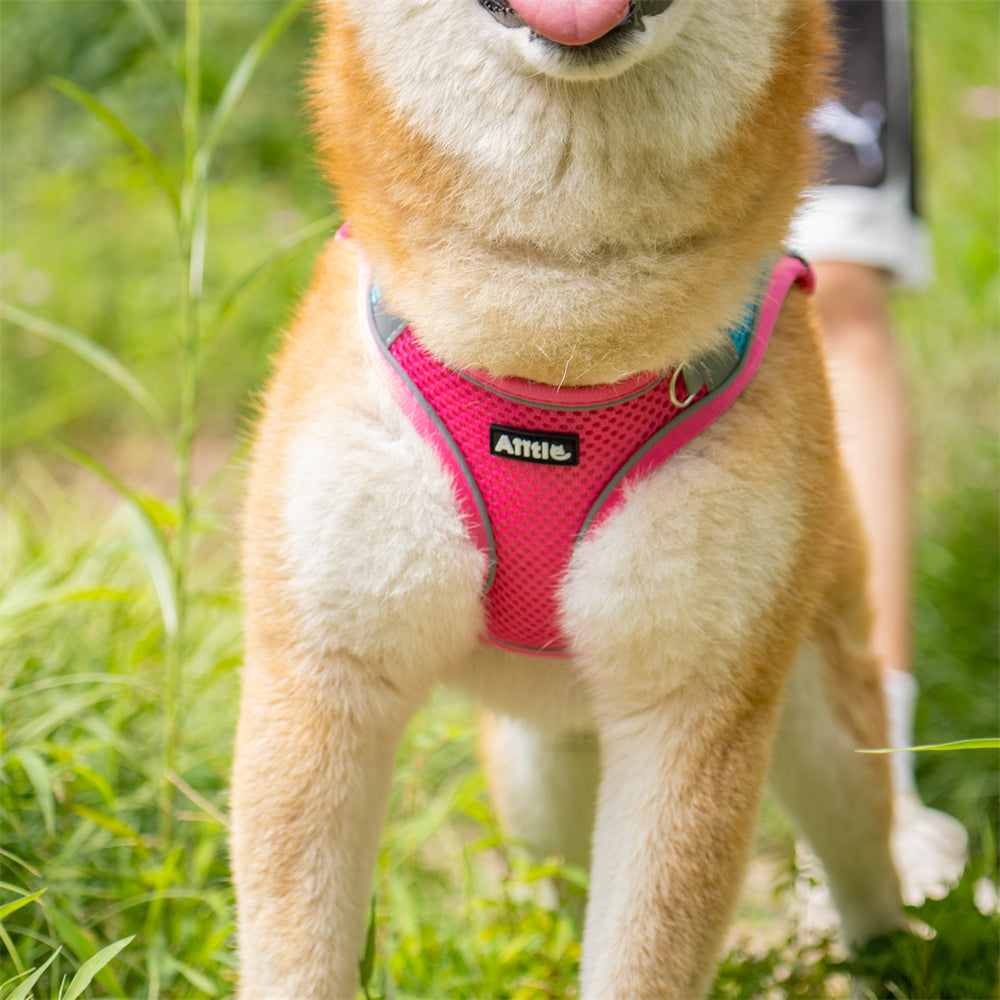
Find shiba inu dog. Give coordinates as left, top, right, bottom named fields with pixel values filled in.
left=231, top=1, right=906, bottom=996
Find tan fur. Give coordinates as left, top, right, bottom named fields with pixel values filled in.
left=232, top=2, right=904, bottom=996
left=309, top=0, right=827, bottom=383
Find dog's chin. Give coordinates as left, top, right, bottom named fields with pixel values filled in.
left=480, top=0, right=680, bottom=81
left=513, top=30, right=657, bottom=81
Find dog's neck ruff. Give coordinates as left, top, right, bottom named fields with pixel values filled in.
left=353, top=235, right=814, bottom=656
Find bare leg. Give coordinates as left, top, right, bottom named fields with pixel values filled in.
left=813, top=261, right=912, bottom=683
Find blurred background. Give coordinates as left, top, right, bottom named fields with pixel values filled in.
left=1, top=1, right=997, bottom=997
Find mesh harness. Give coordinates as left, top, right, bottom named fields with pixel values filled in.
left=357, top=245, right=814, bottom=656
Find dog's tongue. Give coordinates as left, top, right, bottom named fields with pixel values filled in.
left=508, top=0, right=632, bottom=45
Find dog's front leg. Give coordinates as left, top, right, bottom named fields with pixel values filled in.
left=580, top=681, right=781, bottom=1000
left=231, top=643, right=415, bottom=1000
left=232, top=338, right=489, bottom=996
left=562, top=448, right=823, bottom=999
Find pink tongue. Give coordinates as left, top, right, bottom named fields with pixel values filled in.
left=508, top=0, right=632, bottom=45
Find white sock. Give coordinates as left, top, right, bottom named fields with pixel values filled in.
left=882, top=667, right=919, bottom=795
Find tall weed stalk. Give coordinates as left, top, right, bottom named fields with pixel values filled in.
left=1, top=0, right=325, bottom=994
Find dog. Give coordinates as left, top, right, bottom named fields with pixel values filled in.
left=231, top=1, right=906, bottom=996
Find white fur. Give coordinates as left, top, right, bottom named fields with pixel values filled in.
left=580, top=701, right=712, bottom=996
left=343, top=0, right=793, bottom=188
left=333, top=0, right=800, bottom=383
left=562, top=446, right=801, bottom=697
left=479, top=715, right=600, bottom=867
left=451, top=645, right=594, bottom=729
left=771, top=643, right=902, bottom=943
left=280, top=369, right=486, bottom=682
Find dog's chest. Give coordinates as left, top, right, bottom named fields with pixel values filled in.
left=380, top=323, right=711, bottom=657
left=353, top=251, right=813, bottom=659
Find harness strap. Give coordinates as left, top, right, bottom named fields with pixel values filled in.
left=583, top=254, right=814, bottom=536
left=357, top=245, right=813, bottom=655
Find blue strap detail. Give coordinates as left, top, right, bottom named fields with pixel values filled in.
left=728, top=296, right=757, bottom=356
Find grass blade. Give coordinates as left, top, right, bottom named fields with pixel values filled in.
left=47, top=909, right=126, bottom=999
left=71, top=805, right=148, bottom=852
left=166, top=955, right=218, bottom=997
left=45, top=441, right=179, bottom=637
left=0, top=890, right=47, bottom=923
left=126, top=503, right=180, bottom=638
left=1, top=303, right=167, bottom=432
left=359, top=896, right=377, bottom=1000
left=11, top=749, right=56, bottom=838
left=61, top=936, right=135, bottom=1000
left=911, top=738, right=1000, bottom=751
left=203, top=0, right=310, bottom=158
left=122, top=0, right=179, bottom=80
left=211, top=213, right=338, bottom=335
left=859, top=738, right=1000, bottom=753
left=12, top=690, right=121, bottom=747
left=50, top=76, right=180, bottom=217
left=1, top=949, right=60, bottom=1000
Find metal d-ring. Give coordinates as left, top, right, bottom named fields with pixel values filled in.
left=668, top=365, right=698, bottom=409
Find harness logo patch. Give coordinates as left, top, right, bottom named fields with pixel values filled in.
left=489, top=425, right=579, bottom=466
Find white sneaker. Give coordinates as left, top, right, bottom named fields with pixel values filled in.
left=891, top=791, right=968, bottom=906
left=793, top=792, right=969, bottom=940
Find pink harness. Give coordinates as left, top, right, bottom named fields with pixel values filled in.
left=358, top=247, right=813, bottom=656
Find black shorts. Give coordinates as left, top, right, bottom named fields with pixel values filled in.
left=792, top=0, right=931, bottom=285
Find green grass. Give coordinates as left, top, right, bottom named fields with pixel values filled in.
left=1, top=460, right=239, bottom=997
left=895, top=0, right=1000, bottom=847
left=1, top=0, right=998, bottom=997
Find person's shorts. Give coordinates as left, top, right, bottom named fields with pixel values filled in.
left=791, top=0, right=932, bottom=286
